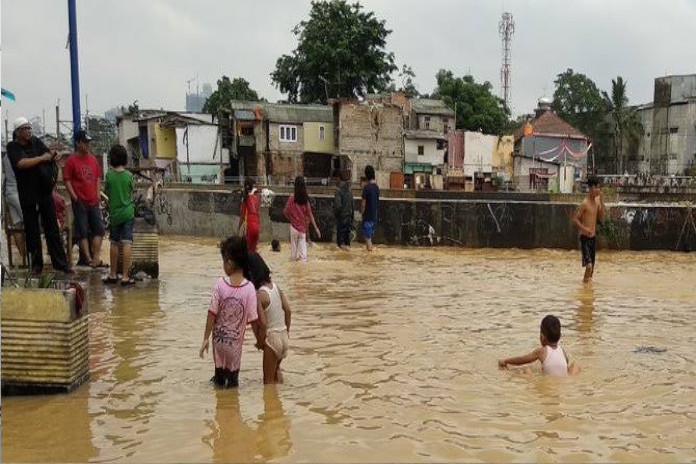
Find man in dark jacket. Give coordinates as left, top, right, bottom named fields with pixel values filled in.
left=7, top=117, right=71, bottom=274
left=332, top=172, right=354, bottom=250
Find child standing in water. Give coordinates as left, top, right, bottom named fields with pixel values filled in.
left=103, top=145, right=136, bottom=286
left=361, top=165, right=380, bottom=252
left=246, top=253, right=292, bottom=384
left=573, top=176, right=604, bottom=283
left=238, top=178, right=261, bottom=253
left=498, top=315, right=580, bottom=377
left=200, top=237, right=262, bottom=388
left=283, top=176, right=321, bottom=262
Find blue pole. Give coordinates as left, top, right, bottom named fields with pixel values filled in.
left=68, top=0, right=81, bottom=139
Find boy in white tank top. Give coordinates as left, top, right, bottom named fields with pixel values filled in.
left=498, top=315, right=580, bottom=377
left=246, top=253, right=293, bottom=384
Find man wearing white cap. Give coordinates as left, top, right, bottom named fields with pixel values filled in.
left=6, top=117, right=72, bottom=274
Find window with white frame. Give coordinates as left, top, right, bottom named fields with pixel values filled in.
left=319, top=125, right=325, bottom=141
left=279, top=125, right=298, bottom=142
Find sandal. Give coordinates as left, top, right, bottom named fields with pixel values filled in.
left=102, top=276, right=119, bottom=284
left=120, top=278, right=136, bottom=287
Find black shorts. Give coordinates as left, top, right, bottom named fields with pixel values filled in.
left=580, top=235, right=596, bottom=267
left=72, top=201, right=105, bottom=239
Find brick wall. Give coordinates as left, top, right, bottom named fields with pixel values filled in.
left=338, top=103, right=404, bottom=184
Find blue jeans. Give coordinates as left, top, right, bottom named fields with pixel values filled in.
left=109, top=218, right=134, bottom=243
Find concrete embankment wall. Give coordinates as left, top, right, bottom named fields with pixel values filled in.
left=154, top=186, right=696, bottom=251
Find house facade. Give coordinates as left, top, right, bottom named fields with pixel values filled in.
left=513, top=99, right=590, bottom=192
left=332, top=99, right=404, bottom=188
left=226, top=101, right=335, bottom=184
left=633, top=75, right=696, bottom=175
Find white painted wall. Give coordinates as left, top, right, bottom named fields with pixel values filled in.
left=175, top=125, right=225, bottom=164
left=463, top=131, right=497, bottom=177
left=405, top=139, right=444, bottom=165
left=117, top=119, right=139, bottom=146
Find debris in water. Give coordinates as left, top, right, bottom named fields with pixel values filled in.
left=633, top=346, right=667, bottom=354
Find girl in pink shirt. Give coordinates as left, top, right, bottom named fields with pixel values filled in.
left=283, top=176, right=321, bottom=262
left=200, top=236, right=262, bottom=387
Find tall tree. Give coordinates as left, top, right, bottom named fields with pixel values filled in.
left=602, top=76, right=643, bottom=174
left=271, top=0, right=397, bottom=103
left=551, top=69, right=604, bottom=138
left=431, top=69, right=510, bottom=135
left=85, top=116, right=117, bottom=158
left=203, top=76, right=261, bottom=117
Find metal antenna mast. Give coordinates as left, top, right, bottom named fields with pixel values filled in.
left=499, top=12, right=515, bottom=111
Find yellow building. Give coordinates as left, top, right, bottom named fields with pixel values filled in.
left=152, top=123, right=177, bottom=159
left=302, top=122, right=334, bottom=154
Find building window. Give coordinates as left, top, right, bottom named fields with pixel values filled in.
left=669, top=127, right=679, bottom=134
left=444, top=124, right=450, bottom=134
left=424, top=116, right=430, bottom=130
left=418, top=145, right=425, bottom=156
left=279, top=125, right=297, bottom=142
left=436, top=140, right=445, bottom=150
left=319, top=125, right=325, bottom=141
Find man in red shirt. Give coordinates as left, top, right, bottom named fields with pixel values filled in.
left=63, top=130, right=105, bottom=267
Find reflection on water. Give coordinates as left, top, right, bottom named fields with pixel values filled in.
left=204, top=386, right=292, bottom=463
left=2, top=238, right=696, bottom=462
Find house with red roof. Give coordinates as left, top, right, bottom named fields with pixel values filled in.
left=513, top=98, right=591, bottom=192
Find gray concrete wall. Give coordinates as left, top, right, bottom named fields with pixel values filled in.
left=154, top=187, right=696, bottom=252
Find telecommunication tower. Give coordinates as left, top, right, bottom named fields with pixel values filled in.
left=499, top=12, right=515, bottom=110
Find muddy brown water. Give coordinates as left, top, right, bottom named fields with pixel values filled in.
left=2, top=237, right=695, bottom=462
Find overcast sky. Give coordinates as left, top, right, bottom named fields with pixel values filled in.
left=2, top=0, right=695, bottom=135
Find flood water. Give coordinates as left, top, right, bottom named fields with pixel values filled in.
left=2, top=237, right=696, bottom=462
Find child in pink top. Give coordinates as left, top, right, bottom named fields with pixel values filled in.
left=200, top=236, right=262, bottom=387
left=283, top=176, right=321, bottom=262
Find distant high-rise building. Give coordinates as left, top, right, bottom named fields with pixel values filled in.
left=186, top=82, right=213, bottom=113
left=202, top=83, right=213, bottom=98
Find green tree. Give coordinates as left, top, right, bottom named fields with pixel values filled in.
left=387, top=64, right=419, bottom=98
left=431, top=69, right=510, bottom=135
left=85, top=116, right=117, bottom=157
left=203, top=76, right=261, bottom=117
left=551, top=69, right=604, bottom=138
left=271, top=0, right=397, bottom=103
left=602, top=76, right=643, bottom=174
left=119, top=100, right=140, bottom=118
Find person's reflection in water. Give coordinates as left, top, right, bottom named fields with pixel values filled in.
left=257, top=385, right=293, bottom=461
left=207, top=386, right=292, bottom=463
left=208, top=388, right=258, bottom=463
left=575, top=285, right=596, bottom=336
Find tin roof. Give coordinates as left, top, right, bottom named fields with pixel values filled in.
left=229, top=101, right=332, bottom=123
left=410, top=99, right=455, bottom=116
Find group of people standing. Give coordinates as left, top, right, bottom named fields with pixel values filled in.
left=3, top=117, right=136, bottom=284
left=236, top=165, right=381, bottom=262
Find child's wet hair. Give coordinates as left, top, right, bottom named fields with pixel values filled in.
left=220, top=236, right=248, bottom=270
left=245, top=253, right=271, bottom=290
left=540, top=315, right=562, bottom=343
left=587, top=176, right=600, bottom=188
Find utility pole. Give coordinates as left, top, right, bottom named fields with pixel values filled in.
left=56, top=101, right=61, bottom=139
left=68, top=0, right=82, bottom=141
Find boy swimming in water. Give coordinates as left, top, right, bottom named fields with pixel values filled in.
left=573, top=176, right=604, bottom=283
left=498, top=315, right=580, bottom=377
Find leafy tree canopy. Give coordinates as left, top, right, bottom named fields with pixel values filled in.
left=271, top=0, right=397, bottom=103
left=203, top=76, right=261, bottom=116
left=431, top=69, right=510, bottom=135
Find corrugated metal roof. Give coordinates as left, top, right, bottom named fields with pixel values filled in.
left=410, top=99, right=455, bottom=116
left=229, top=100, right=333, bottom=123
left=405, top=130, right=447, bottom=140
